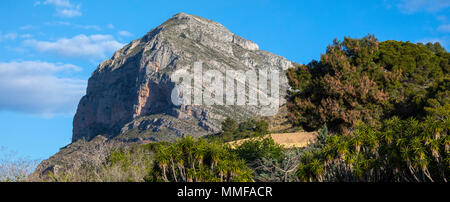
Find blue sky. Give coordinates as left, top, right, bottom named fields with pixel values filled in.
left=0, top=0, right=449, bottom=160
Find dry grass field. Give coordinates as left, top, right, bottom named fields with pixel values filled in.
left=228, top=131, right=318, bottom=148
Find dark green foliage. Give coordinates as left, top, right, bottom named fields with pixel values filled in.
left=314, top=126, right=330, bottom=149
left=222, top=117, right=238, bottom=133
left=287, top=36, right=389, bottom=133
left=234, top=137, right=285, bottom=163
left=205, top=118, right=269, bottom=142
left=424, top=77, right=450, bottom=121
left=287, top=35, right=449, bottom=134
left=108, top=150, right=131, bottom=170
left=376, top=40, right=447, bottom=117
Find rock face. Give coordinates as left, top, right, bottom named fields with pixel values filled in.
left=72, top=13, right=293, bottom=142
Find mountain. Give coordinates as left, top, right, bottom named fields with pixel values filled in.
left=28, top=13, right=294, bottom=180
left=72, top=13, right=293, bottom=142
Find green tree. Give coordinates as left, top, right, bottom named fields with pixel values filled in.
left=287, top=35, right=449, bottom=134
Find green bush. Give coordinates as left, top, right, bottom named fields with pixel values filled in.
left=296, top=116, right=449, bottom=182
left=234, top=137, right=284, bottom=163
left=287, top=36, right=449, bottom=134
left=205, top=118, right=269, bottom=142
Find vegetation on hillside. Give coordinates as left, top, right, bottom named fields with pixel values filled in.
left=204, top=118, right=269, bottom=142
left=40, top=136, right=290, bottom=182
left=287, top=35, right=449, bottom=182
left=287, top=35, right=449, bottom=134
left=36, top=118, right=293, bottom=182
left=296, top=118, right=449, bottom=182
left=145, top=136, right=253, bottom=182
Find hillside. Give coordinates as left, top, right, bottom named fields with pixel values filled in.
left=26, top=16, right=449, bottom=182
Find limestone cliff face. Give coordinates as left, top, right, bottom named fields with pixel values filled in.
left=72, top=13, right=293, bottom=142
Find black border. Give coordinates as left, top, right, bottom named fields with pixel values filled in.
left=0, top=182, right=447, bottom=201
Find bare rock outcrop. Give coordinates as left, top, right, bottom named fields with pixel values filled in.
left=72, top=12, right=294, bottom=142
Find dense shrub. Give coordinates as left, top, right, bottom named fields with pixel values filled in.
left=234, top=137, right=284, bottom=163
left=206, top=118, right=269, bottom=142
left=296, top=116, right=449, bottom=182
left=287, top=36, right=449, bottom=134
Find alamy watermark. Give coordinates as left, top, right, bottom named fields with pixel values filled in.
left=170, top=62, right=280, bottom=116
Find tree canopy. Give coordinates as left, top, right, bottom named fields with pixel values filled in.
left=287, top=35, right=449, bottom=134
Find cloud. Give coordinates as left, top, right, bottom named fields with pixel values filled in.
left=78, top=25, right=101, bottom=31
left=20, top=34, right=33, bottom=39
left=57, top=8, right=81, bottom=18
left=118, top=30, right=133, bottom=37
left=19, top=25, right=34, bottom=30
left=437, top=24, right=450, bottom=32
left=396, top=0, right=450, bottom=13
left=0, top=32, right=18, bottom=42
left=39, top=0, right=82, bottom=18
left=44, top=21, right=102, bottom=30
left=0, top=61, right=86, bottom=116
left=107, top=24, right=115, bottom=29
left=43, top=0, right=73, bottom=7
left=44, top=21, right=71, bottom=26
left=24, top=34, right=124, bottom=60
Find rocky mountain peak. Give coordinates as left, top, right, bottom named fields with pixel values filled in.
left=159, top=13, right=258, bottom=50
left=72, top=13, right=293, bottom=142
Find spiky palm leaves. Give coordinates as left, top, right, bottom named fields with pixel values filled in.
left=296, top=116, right=449, bottom=182
left=151, top=136, right=253, bottom=182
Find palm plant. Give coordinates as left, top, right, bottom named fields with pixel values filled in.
left=154, top=147, right=170, bottom=182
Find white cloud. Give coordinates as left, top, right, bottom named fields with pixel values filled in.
left=0, top=61, right=86, bottom=116
left=107, top=24, right=115, bottom=29
left=57, top=7, right=82, bottom=18
left=396, top=0, right=450, bottom=13
left=20, top=34, right=33, bottom=39
left=0, top=32, right=18, bottom=42
left=43, top=0, right=73, bottom=7
left=118, top=30, right=133, bottom=37
left=24, top=34, right=124, bottom=60
left=437, top=24, right=450, bottom=32
left=44, top=21, right=71, bottom=26
left=19, top=25, right=34, bottom=30
left=44, top=21, right=101, bottom=30
left=39, top=0, right=82, bottom=18
left=76, top=25, right=101, bottom=31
